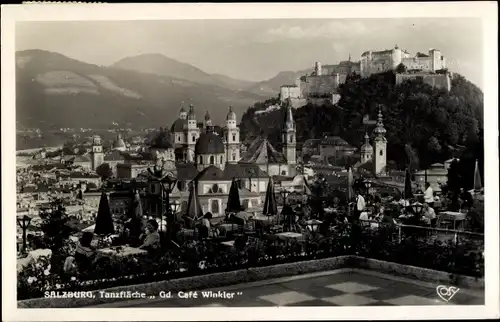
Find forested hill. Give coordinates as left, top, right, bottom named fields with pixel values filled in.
left=239, top=71, right=484, bottom=173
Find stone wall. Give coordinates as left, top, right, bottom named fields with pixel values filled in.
left=395, top=73, right=451, bottom=91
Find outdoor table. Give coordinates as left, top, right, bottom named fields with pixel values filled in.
left=221, top=240, right=235, bottom=247
left=275, top=232, right=304, bottom=240
left=98, top=246, right=147, bottom=257
left=218, top=223, right=240, bottom=232
left=438, top=211, right=467, bottom=230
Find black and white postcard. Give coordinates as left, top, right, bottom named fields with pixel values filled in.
left=2, top=2, right=498, bottom=321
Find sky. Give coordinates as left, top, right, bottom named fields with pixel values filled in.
left=16, top=18, right=484, bottom=87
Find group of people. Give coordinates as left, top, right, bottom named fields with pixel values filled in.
left=63, top=219, right=161, bottom=275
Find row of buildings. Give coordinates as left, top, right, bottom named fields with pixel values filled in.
left=280, top=45, right=452, bottom=104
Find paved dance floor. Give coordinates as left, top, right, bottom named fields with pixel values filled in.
left=96, top=269, right=484, bottom=307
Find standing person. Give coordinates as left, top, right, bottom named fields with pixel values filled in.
left=459, top=187, right=474, bottom=210
left=355, top=189, right=366, bottom=217
left=424, top=182, right=434, bottom=208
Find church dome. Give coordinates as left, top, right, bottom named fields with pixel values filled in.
left=113, top=135, right=126, bottom=150
left=195, top=132, right=225, bottom=155
left=226, top=106, right=237, bottom=121
left=150, top=129, right=173, bottom=149
left=171, top=119, right=187, bottom=132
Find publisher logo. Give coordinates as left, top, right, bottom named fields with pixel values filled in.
left=436, top=285, right=460, bottom=302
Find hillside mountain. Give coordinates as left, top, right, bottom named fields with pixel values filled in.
left=241, top=71, right=484, bottom=176
left=211, top=73, right=255, bottom=91
left=16, top=50, right=268, bottom=130
left=111, top=53, right=256, bottom=92
left=247, top=68, right=312, bottom=95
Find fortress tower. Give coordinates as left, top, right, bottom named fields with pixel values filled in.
left=314, top=62, right=322, bottom=76
left=372, top=107, right=387, bottom=176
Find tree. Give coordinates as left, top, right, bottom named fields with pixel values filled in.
left=240, top=71, right=483, bottom=171
left=96, top=162, right=113, bottom=180
left=404, top=144, right=420, bottom=171
left=39, top=199, right=76, bottom=274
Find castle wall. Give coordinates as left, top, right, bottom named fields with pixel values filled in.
left=395, top=73, right=451, bottom=91
left=301, top=74, right=341, bottom=97
left=402, top=57, right=433, bottom=71
left=280, top=86, right=301, bottom=102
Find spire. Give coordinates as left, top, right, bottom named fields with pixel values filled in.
left=204, top=110, right=211, bottom=121
left=179, top=102, right=186, bottom=113
left=283, top=98, right=294, bottom=126
left=187, top=104, right=196, bottom=120
left=364, top=132, right=370, bottom=144
left=373, top=106, right=387, bottom=138
left=349, top=53, right=352, bottom=62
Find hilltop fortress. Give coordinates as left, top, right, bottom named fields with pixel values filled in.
left=280, top=45, right=452, bottom=106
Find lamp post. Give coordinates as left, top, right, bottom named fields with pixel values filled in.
left=411, top=202, right=424, bottom=217
left=160, top=174, right=177, bottom=242
left=364, top=179, right=372, bottom=197
left=305, top=219, right=322, bottom=237
left=17, top=214, right=33, bottom=253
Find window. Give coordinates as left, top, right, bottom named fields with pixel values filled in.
left=211, top=200, right=220, bottom=214
left=289, top=135, right=293, bottom=143
left=220, top=156, right=223, bottom=164
left=232, top=153, right=236, bottom=161
left=232, top=135, right=236, bottom=142
left=177, top=136, right=180, bottom=142
left=211, top=184, right=219, bottom=193
left=281, top=170, right=287, bottom=175
left=192, top=135, right=196, bottom=142
left=379, top=149, right=384, bottom=156
left=210, top=156, right=214, bottom=164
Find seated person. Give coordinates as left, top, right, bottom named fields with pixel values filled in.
left=139, top=219, right=161, bottom=251
left=422, top=203, right=437, bottom=226
left=201, top=212, right=219, bottom=238
left=359, top=211, right=370, bottom=226
left=74, top=232, right=98, bottom=272
left=460, top=188, right=474, bottom=210
left=374, top=206, right=385, bottom=221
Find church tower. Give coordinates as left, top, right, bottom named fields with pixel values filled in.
left=360, top=132, right=373, bottom=164
left=282, top=98, right=297, bottom=167
left=186, top=104, right=200, bottom=163
left=91, top=135, right=104, bottom=171
left=373, top=107, right=387, bottom=176
left=179, top=103, right=188, bottom=120
left=203, top=111, right=212, bottom=131
left=224, top=106, right=240, bottom=164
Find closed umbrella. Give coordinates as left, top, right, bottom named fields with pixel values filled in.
left=404, top=168, right=413, bottom=200
left=473, top=159, right=483, bottom=192
left=94, top=192, right=115, bottom=236
left=263, top=177, right=278, bottom=226
left=185, top=181, right=203, bottom=228
left=226, top=178, right=243, bottom=213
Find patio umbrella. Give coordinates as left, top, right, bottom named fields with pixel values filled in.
left=185, top=181, right=203, bottom=227
left=347, top=167, right=355, bottom=202
left=263, top=177, right=278, bottom=226
left=226, top=178, right=243, bottom=213
left=126, top=191, right=143, bottom=243
left=404, top=168, right=413, bottom=200
left=94, top=192, right=115, bottom=235
left=473, top=159, right=483, bottom=192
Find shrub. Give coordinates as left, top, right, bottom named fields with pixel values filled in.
left=17, top=222, right=484, bottom=300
